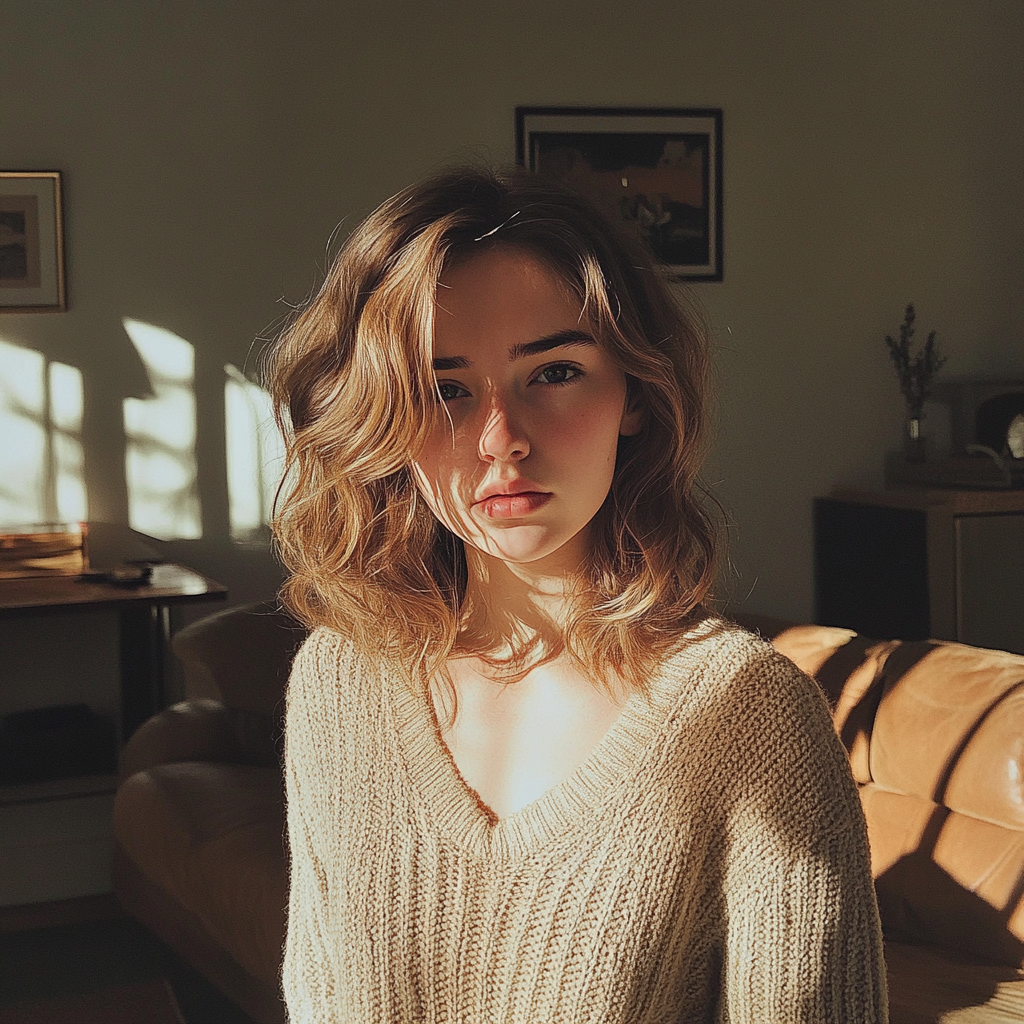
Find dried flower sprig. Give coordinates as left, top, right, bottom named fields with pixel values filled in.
left=885, top=304, right=947, bottom=420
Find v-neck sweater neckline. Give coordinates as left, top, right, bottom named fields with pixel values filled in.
left=389, top=618, right=718, bottom=861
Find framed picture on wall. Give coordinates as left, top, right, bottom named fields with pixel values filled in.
left=516, top=107, right=723, bottom=281
left=1, top=171, right=67, bottom=312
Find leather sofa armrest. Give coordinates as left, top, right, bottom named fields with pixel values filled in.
left=118, top=698, right=281, bottom=784
left=171, top=600, right=303, bottom=716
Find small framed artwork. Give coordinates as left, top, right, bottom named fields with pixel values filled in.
left=1, top=171, right=67, bottom=312
left=516, top=107, right=723, bottom=281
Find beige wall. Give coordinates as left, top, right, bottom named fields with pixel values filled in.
left=2, top=0, right=1023, bottom=621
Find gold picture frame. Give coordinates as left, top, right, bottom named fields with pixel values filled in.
left=1, top=171, right=67, bottom=312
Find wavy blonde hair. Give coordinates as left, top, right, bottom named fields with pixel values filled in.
left=266, top=166, right=720, bottom=721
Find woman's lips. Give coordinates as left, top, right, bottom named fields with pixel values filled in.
left=476, top=492, right=552, bottom=519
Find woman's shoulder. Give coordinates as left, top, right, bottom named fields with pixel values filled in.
left=674, top=614, right=832, bottom=717
left=691, top=618, right=865, bottom=836
left=287, top=624, right=369, bottom=695
left=292, top=623, right=354, bottom=665
left=667, top=615, right=852, bottom=790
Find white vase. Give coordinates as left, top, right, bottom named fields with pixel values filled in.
left=905, top=416, right=928, bottom=463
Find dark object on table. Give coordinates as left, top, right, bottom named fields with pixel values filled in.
left=976, top=391, right=1024, bottom=453
left=931, top=379, right=1024, bottom=453
left=0, top=703, right=117, bottom=784
left=80, top=563, right=155, bottom=587
left=81, top=522, right=165, bottom=572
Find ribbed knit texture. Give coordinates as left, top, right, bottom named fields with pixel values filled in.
left=281, top=617, right=888, bottom=1023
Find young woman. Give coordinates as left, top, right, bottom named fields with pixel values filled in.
left=269, top=167, right=887, bottom=1023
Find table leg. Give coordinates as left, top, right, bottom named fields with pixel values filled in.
left=119, top=603, right=171, bottom=742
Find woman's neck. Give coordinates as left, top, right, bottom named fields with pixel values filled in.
left=456, top=546, right=582, bottom=671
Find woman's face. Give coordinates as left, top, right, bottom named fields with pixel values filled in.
left=411, top=245, right=642, bottom=573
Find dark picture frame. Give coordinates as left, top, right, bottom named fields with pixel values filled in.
left=516, top=107, right=723, bottom=282
left=1, top=171, right=67, bottom=312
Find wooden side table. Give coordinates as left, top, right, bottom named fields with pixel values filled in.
left=0, top=564, right=227, bottom=760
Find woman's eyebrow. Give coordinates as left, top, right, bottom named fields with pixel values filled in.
left=432, top=355, right=471, bottom=370
left=431, top=330, right=596, bottom=371
left=508, top=330, right=596, bottom=362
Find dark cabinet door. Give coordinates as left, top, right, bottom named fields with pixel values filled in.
left=956, top=513, right=1024, bottom=655
left=814, top=498, right=931, bottom=640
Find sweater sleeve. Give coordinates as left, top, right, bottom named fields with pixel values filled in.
left=280, top=632, right=340, bottom=1024
left=716, top=647, right=888, bottom=1024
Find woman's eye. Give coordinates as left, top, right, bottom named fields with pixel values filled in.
left=437, top=381, right=470, bottom=402
left=533, top=363, right=582, bottom=386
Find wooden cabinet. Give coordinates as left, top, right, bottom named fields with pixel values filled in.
left=814, top=488, right=1024, bottom=655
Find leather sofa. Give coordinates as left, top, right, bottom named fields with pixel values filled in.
left=113, top=601, right=302, bottom=1024
left=113, top=605, right=1024, bottom=1023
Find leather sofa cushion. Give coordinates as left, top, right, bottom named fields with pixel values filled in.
left=770, top=628, right=1024, bottom=833
left=113, top=762, right=288, bottom=991
left=771, top=624, right=1024, bottom=968
left=862, top=784, right=1024, bottom=967
left=870, top=642, right=1024, bottom=832
left=117, top=699, right=281, bottom=784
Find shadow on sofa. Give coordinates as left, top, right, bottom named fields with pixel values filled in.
left=113, top=605, right=1024, bottom=1023
left=879, top=856, right=1024, bottom=1021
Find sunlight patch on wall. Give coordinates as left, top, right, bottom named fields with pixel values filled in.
left=224, top=363, right=285, bottom=541
left=49, top=362, right=87, bottom=521
left=0, top=338, right=87, bottom=526
left=122, top=319, right=201, bottom=540
left=0, top=340, right=47, bottom=525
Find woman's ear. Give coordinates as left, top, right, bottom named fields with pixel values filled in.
left=619, top=382, right=645, bottom=437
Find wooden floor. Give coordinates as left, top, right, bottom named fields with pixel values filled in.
left=0, top=894, right=255, bottom=1023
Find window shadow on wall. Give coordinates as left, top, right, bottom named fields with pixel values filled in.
left=0, top=324, right=285, bottom=595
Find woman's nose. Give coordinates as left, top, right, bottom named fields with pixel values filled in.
left=477, top=397, right=530, bottom=463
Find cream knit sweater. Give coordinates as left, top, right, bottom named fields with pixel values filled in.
left=281, top=617, right=887, bottom=1023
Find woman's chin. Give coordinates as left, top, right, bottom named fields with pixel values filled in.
left=470, top=528, right=589, bottom=571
